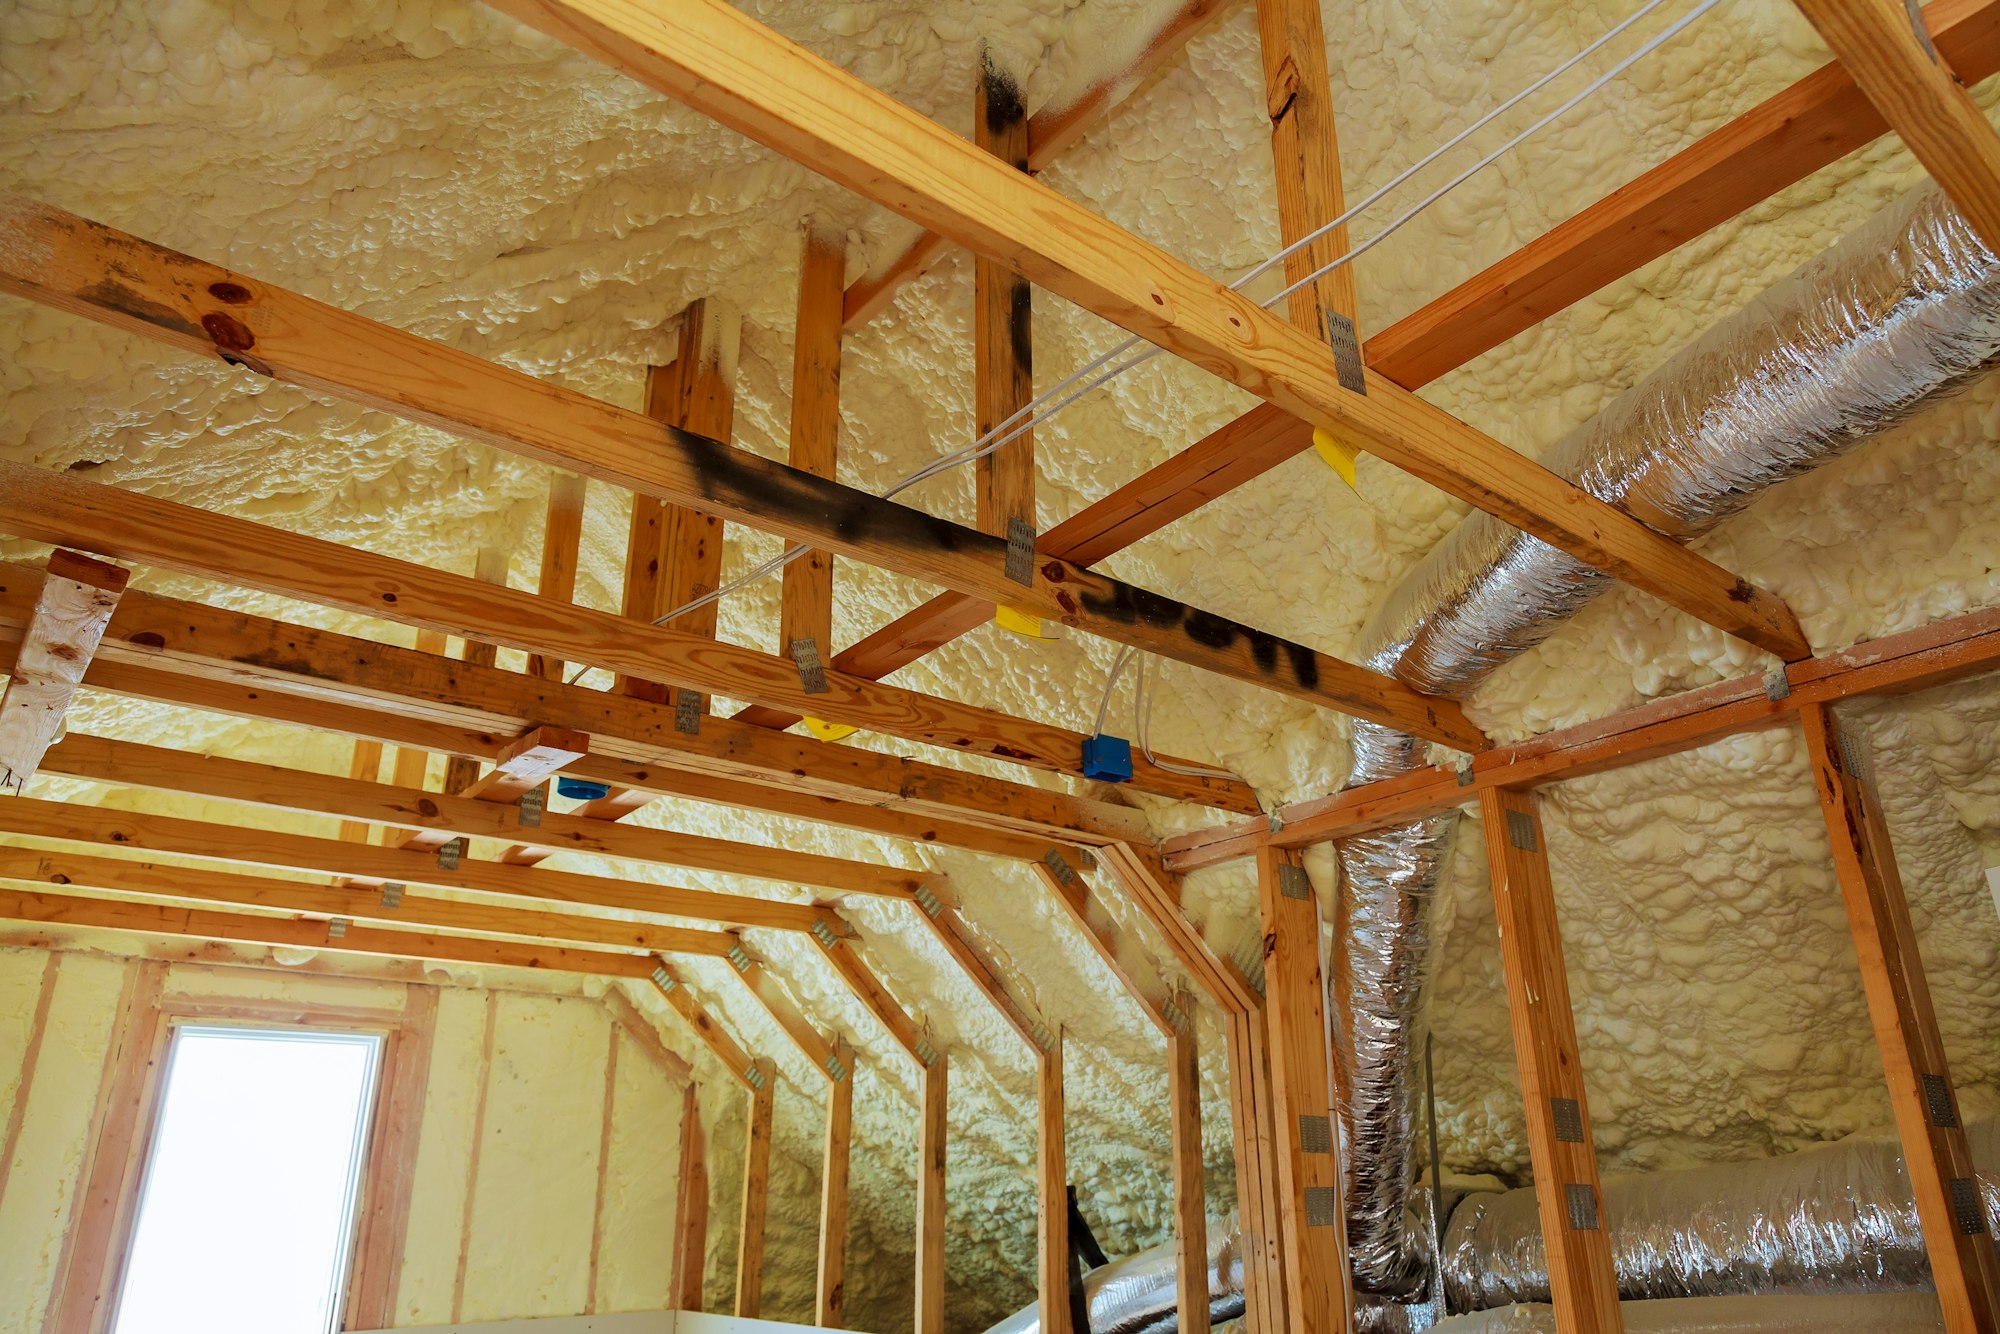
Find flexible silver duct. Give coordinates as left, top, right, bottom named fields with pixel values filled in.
left=1335, top=180, right=2000, bottom=1296
left=1426, top=1293, right=1948, bottom=1333
left=1441, top=1121, right=2000, bottom=1311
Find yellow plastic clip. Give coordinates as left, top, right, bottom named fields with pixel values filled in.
left=1312, top=426, right=1359, bottom=492
left=994, top=605, right=1064, bottom=641
left=802, top=717, right=860, bottom=743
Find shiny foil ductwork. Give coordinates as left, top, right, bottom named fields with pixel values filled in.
left=1441, top=1121, right=2000, bottom=1310
left=1336, top=181, right=2000, bottom=1297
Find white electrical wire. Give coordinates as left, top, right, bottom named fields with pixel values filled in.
left=590, top=0, right=1723, bottom=677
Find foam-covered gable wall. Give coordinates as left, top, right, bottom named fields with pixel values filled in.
left=0, top=941, right=692, bottom=1330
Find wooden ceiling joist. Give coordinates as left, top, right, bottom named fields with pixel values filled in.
left=0, top=561, right=1149, bottom=854
left=1166, top=601, right=2000, bottom=868
left=0, top=200, right=1482, bottom=754
left=40, top=732, right=930, bottom=902
left=0, top=792, right=832, bottom=935
left=0, top=845, right=737, bottom=958
left=0, top=883, right=660, bottom=978
left=0, top=461, right=1251, bottom=810
left=477, top=0, right=1808, bottom=666
left=0, top=549, right=127, bottom=795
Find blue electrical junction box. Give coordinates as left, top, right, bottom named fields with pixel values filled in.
left=1081, top=734, right=1134, bottom=782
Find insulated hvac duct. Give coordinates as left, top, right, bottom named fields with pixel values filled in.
left=1426, top=1293, right=1948, bottom=1333
left=1337, top=180, right=2000, bottom=1296
left=1440, top=1122, right=2000, bottom=1311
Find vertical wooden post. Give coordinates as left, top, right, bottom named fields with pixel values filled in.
left=1800, top=703, right=2000, bottom=1334
left=818, top=1040, right=855, bottom=1328
left=974, top=57, right=1036, bottom=546
left=625, top=298, right=738, bottom=709
left=1479, top=787, right=1624, bottom=1334
left=735, top=1058, right=775, bottom=1319
left=1253, top=0, right=1359, bottom=337
left=380, top=628, right=446, bottom=835
left=1039, top=1028, right=1074, bottom=1334
left=1253, top=845, right=1352, bottom=1334
left=1225, top=1004, right=1287, bottom=1334
left=782, top=226, right=846, bottom=665
left=529, top=472, right=586, bottom=682
left=443, top=547, right=511, bottom=796
left=915, top=1053, right=949, bottom=1334
left=671, top=1080, right=710, bottom=1311
left=1167, top=995, right=1212, bottom=1334
left=337, top=740, right=384, bottom=844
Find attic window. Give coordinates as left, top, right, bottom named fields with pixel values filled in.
left=112, top=1025, right=384, bottom=1334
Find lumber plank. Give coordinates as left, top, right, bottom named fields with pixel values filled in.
left=736, top=1060, right=776, bottom=1318
left=401, top=723, right=586, bottom=855
left=1252, top=847, right=1352, bottom=1334
left=913, top=884, right=1046, bottom=1051
left=1794, top=0, right=2000, bottom=253
left=0, top=574, right=1122, bottom=858
left=840, top=0, right=1237, bottom=332
left=730, top=945, right=842, bottom=1077
left=0, top=462, right=1252, bottom=808
left=1167, top=1000, right=1212, bottom=1334
left=1096, top=840, right=1261, bottom=1014
left=0, top=845, right=736, bottom=957
left=1253, top=0, right=1359, bottom=333
left=0, top=883, right=657, bottom=977
left=782, top=228, right=846, bottom=663
left=1039, top=1027, right=1075, bottom=1334
left=0, top=550, right=128, bottom=795
left=1032, top=848, right=1175, bottom=1035
left=818, top=1039, right=854, bottom=1328
left=1224, top=1004, right=1288, bottom=1334
left=530, top=473, right=589, bottom=682
left=476, top=0, right=1807, bottom=664
left=0, top=793, right=828, bottom=934
left=40, top=732, right=924, bottom=900
left=651, top=958, right=760, bottom=1085
left=1799, top=704, right=2000, bottom=1333
left=442, top=548, right=513, bottom=796
left=975, top=58, right=1037, bottom=549
left=1478, top=788, right=1624, bottom=1334
left=915, top=1054, right=949, bottom=1334
left=1164, top=602, right=2000, bottom=866
left=0, top=200, right=1483, bottom=752
left=339, top=739, right=385, bottom=844
left=808, top=921, right=931, bottom=1065
left=672, top=1081, right=710, bottom=1311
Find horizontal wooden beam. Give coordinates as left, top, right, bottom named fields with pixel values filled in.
left=0, top=550, right=128, bottom=794
left=0, top=561, right=1147, bottom=854
left=0, top=793, right=832, bottom=934
left=0, top=461, right=1253, bottom=809
left=480, top=0, right=1808, bottom=665
left=1165, top=602, right=2000, bottom=867
left=0, top=198, right=1481, bottom=753
left=0, top=883, right=658, bottom=978
left=42, top=732, right=927, bottom=901
left=0, top=845, right=736, bottom=957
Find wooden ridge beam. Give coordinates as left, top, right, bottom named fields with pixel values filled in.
left=1166, top=602, right=2000, bottom=867
left=838, top=0, right=1238, bottom=332
left=1794, top=0, right=2000, bottom=253
left=0, top=549, right=127, bottom=795
left=479, top=0, right=1808, bottom=665
left=1480, top=788, right=1624, bottom=1334
left=0, top=883, right=658, bottom=978
left=42, top=731, right=929, bottom=901
left=1800, top=705, right=2000, bottom=1332
left=0, top=793, right=830, bottom=935
left=0, top=199, right=1482, bottom=755
left=0, top=844, right=737, bottom=958
left=0, top=461, right=1255, bottom=809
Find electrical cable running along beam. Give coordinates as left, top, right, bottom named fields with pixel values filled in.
left=0, top=198, right=1481, bottom=755
left=0, top=459, right=1251, bottom=811
left=477, top=0, right=1811, bottom=667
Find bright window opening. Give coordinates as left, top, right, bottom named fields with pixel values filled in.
left=113, top=1025, right=384, bottom=1334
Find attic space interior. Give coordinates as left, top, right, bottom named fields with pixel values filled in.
left=6, top=0, right=2000, bottom=1332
